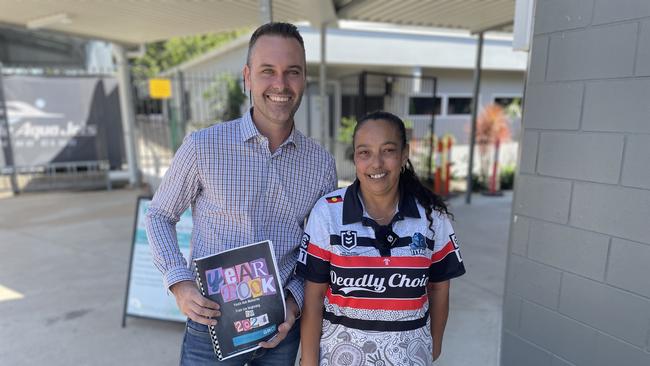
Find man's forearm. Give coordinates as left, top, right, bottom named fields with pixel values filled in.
left=145, top=132, right=201, bottom=288
left=145, top=207, right=193, bottom=288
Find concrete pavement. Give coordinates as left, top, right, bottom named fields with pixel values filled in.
left=0, top=188, right=512, bottom=366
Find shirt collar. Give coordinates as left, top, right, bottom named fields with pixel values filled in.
left=239, top=108, right=259, bottom=142
left=342, top=179, right=421, bottom=225
left=239, top=108, right=299, bottom=149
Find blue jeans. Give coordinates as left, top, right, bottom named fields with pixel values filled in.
left=180, top=319, right=300, bottom=366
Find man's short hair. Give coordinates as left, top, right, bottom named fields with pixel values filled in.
left=246, top=22, right=305, bottom=66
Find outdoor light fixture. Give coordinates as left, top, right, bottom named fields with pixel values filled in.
left=26, top=13, right=72, bottom=30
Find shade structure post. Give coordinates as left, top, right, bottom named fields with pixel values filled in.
left=259, top=0, right=273, bottom=23
left=465, top=31, right=484, bottom=204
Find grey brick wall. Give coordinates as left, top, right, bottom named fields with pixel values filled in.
left=502, top=0, right=650, bottom=364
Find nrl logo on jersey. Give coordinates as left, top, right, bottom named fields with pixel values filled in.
left=341, top=230, right=357, bottom=250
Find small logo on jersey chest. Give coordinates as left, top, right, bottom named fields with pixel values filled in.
left=326, top=195, right=343, bottom=203
left=410, top=232, right=427, bottom=255
left=341, top=230, right=357, bottom=250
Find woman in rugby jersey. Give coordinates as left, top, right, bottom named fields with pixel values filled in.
left=297, top=111, right=465, bottom=366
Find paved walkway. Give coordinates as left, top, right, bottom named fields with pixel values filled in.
left=0, top=189, right=512, bottom=366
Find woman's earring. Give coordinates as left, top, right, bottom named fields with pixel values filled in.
left=400, top=165, right=406, bottom=174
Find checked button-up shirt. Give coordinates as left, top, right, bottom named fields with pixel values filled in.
left=145, top=109, right=337, bottom=308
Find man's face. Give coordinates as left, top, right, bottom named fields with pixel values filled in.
left=243, top=35, right=306, bottom=128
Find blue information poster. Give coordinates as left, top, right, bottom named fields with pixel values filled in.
left=124, top=197, right=192, bottom=323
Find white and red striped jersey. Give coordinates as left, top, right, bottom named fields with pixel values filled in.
left=296, top=181, right=465, bottom=365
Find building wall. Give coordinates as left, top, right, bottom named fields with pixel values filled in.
left=501, top=1, right=650, bottom=365
left=335, top=67, right=523, bottom=143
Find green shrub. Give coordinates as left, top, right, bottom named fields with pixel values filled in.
left=500, top=164, right=516, bottom=190
left=471, top=174, right=487, bottom=192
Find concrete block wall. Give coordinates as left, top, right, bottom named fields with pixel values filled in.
left=501, top=1, right=650, bottom=365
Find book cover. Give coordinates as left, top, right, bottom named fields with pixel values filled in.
left=193, top=240, right=286, bottom=360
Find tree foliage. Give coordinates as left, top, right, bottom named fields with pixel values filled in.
left=201, top=73, right=247, bottom=126
left=131, top=29, right=249, bottom=77
left=475, top=103, right=512, bottom=184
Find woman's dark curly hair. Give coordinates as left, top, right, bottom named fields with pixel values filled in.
left=353, top=111, right=452, bottom=231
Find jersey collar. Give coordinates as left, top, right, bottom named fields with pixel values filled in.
left=342, top=179, right=421, bottom=225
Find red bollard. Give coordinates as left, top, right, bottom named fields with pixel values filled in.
left=488, top=138, right=501, bottom=195
left=443, top=136, right=454, bottom=196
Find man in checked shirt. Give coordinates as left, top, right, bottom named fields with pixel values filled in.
left=145, top=22, right=337, bottom=366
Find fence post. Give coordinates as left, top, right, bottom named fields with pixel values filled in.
left=167, top=100, right=180, bottom=151
left=177, top=71, right=189, bottom=136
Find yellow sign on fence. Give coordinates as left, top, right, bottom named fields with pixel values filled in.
left=149, top=78, right=172, bottom=99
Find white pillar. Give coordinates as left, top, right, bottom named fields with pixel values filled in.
left=112, top=44, right=139, bottom=186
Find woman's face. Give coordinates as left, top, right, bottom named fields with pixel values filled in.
left=353, top=119, right=409, bottom=199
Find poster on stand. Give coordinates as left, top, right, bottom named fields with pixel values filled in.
left=123, top=196, right=191, bottom=324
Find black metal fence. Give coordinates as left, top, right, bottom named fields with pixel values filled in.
left=0, top=66, right=440, bottom=194
left=132, top=71, right=248, bottom=182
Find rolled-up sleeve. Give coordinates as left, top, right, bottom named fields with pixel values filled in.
left=285, top=276, right=306, bottom=310
left=145, top=132, right=201, bottom=289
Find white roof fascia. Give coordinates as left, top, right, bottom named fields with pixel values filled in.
left=299, top=25, right=527, bottom=71
left=169, top=24, right=526, bottom=75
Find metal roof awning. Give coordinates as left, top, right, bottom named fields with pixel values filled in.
left=0, top=0, right=305, bottom=45
left=0, top=0, right=515, bottom=45
left=335, top=0, right=515, bottom=33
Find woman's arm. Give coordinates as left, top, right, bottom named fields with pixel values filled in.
left=300, top=280, right=329, bottom=366
left=428, top=280, right=450, bottom=362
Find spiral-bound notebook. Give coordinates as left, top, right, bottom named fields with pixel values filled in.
left=192, top=240, right=286, bottom=360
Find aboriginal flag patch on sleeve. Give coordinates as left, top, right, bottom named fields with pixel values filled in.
left=326, top=195, right=343, bottom=203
